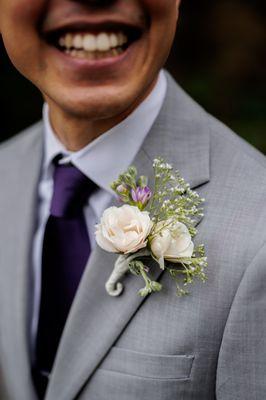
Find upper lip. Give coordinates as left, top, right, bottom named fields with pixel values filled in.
left=42, top=16, right=145, bottom=36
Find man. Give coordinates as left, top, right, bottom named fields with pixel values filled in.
left=0, top=0, right=266, bottom=399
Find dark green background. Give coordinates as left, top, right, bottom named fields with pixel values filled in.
left=0, top=0, right=265, bottom=152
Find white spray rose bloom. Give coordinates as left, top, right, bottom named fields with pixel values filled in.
left=151, top=221, right=194, bottom=264
left=95, top=205, right=153, bottom=254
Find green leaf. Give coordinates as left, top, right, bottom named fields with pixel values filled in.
left=137, top=175, right=148, bottom=187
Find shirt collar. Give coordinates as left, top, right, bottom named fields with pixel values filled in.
left=43, top=69, right=167, bottom=194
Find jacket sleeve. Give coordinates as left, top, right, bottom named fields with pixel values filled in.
left=216, top=243, right=266, bottom=399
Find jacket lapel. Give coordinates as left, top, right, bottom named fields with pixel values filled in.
left=46, top=73, right=210, bottom=400
left=0, top=124, right=43, bottom=400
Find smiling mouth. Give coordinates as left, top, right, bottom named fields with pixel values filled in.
left=44, top=23, right=142, bottom=60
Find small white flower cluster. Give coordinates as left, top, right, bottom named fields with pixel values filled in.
left=96, top=158, right=207, bottom=297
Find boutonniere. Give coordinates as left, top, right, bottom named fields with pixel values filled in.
left=95, top=158, right=207, bottom=297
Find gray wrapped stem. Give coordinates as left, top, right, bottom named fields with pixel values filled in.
left=105, top=250, right=150, bottom=296
left=105, top=254, right=131, bottom=296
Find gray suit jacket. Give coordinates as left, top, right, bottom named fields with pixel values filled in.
left=1, top=73, right=266, bottom=400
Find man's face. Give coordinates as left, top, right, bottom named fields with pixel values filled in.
left=0, top=0, right=180, bottom=121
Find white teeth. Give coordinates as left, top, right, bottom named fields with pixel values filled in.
left=71, top=49, right=77, bottom=57
left=58, top=31, right=128, bottom=52
left=66, top=47, right=124, bottom=60
left=118, top=32, right=127, bottom=46
left=65, top=33, right=73, bottom=49
left=83, top=34, right=97, bottom=51
left=109, top=33, right=118, bottom=48
left=59, top=37, right=65, bottom=47
left=96, top=33, right=110, bottom=51
left=73, top=34, right=83, bottom=49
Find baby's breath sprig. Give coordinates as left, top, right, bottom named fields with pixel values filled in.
left=148, top=158, right=205, bottom=238
left=166, top=244, right=208, bottom=296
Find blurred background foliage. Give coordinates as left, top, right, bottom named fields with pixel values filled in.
left=0, top=0, right=265, bottom=152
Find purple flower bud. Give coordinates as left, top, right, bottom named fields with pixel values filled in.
left=131, top=186, right=152, bottom=206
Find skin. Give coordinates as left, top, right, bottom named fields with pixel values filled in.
left=0, top=0, right=181, bottom=150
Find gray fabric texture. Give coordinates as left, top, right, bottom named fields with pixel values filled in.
left=0, top=72, right=266, bottom=400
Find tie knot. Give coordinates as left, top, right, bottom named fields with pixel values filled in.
left=50, top=163, right=96, bottom=217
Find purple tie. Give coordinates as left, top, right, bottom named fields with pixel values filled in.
left=33, top=161, right=96, bottom=398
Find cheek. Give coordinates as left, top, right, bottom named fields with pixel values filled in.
left=0, top=0, right=44, bottom=32
left=5, top=0, right=46, bottom=22
left=143, top=0, right=178, bottom=16
left=0, top=0, right=47, bottom=76
left=146, top=1, right=178, bottom=56
left=144, top=0, right=178, bottom=39
left=0, top=0, right=47, bottom=47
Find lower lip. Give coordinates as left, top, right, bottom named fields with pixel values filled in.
left=48, top=41, right=139, bottom=78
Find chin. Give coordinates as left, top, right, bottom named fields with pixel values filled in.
left=48, top=82, right=144, bottom=121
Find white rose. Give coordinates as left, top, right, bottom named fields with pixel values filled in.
left=151, top=221, right=194, bottom=262
left=95, top=205, right=153, bottom=254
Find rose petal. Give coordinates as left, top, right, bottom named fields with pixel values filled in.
left=95, top=227, right=118, bottom=253
left=95, top=205, right=152, bottom=254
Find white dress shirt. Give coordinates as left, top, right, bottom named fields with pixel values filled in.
left=31, top=70, right=167, bottom=356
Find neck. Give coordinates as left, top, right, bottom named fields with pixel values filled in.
left=47, top=106, right=124, bottom=152
left=45, top=77, right=158, bottom=152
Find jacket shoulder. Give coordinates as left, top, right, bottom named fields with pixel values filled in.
left=207, top=112, right=266, bottom=171
left=0, top=121, right=43, bottom=166
left=165, top=71, right=266, bottom=172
